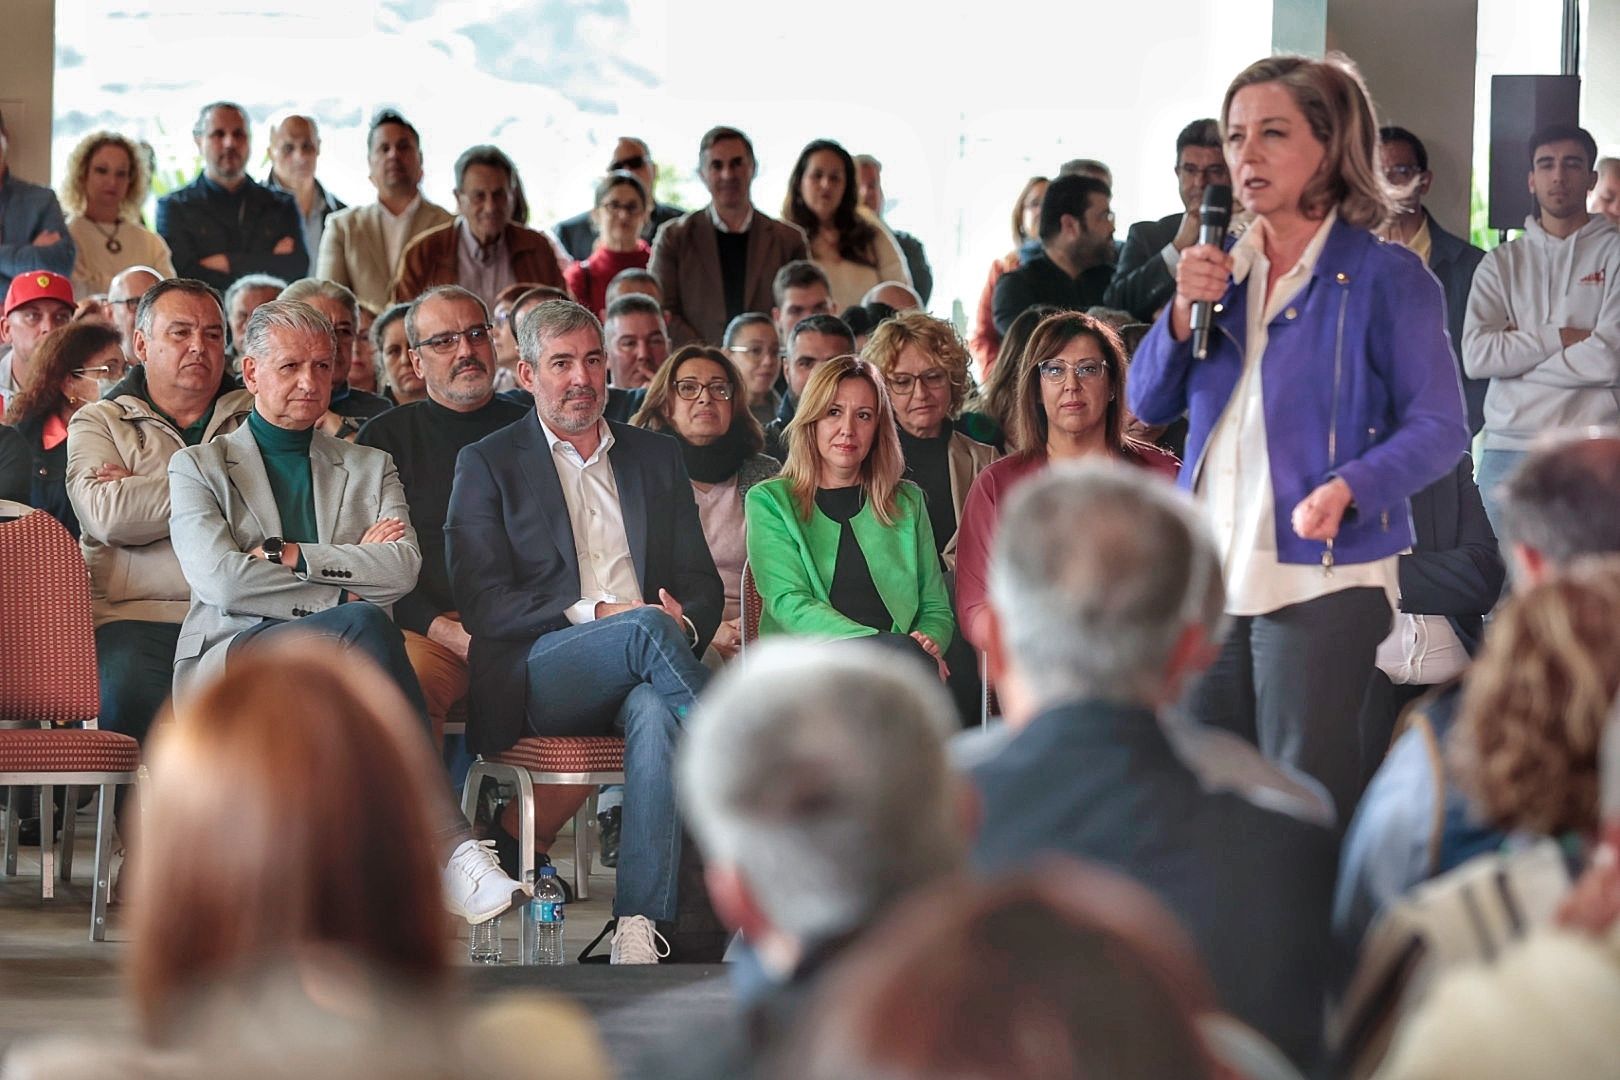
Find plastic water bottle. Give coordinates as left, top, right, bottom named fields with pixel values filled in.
left=525, top=866, right=567, bottom=965
left=468, top=916, right=503, bottom=964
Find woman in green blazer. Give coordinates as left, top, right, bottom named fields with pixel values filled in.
left=744, top=355, right=955, bottom=669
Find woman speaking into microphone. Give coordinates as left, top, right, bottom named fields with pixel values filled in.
left=1127, top=54, right=1468, bottom=818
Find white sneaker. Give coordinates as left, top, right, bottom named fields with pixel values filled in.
left=444, top=839, right=528, bottom=925
left=610, top=914, right=671, bottom=965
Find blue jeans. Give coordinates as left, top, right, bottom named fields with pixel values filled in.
left=523, top=606, right=709, bottom=922
left=1474, top=448, right=1527, bottom=548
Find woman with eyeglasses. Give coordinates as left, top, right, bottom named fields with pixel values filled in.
left=564, top=172, right=653, bottom=320
left=631, top=345, right=779, bottom=663
left=863, top=312, right=999, bottom=565
left=3, top=320, right=123, bottom=537
left=954, top=311, right=1179, bottom=652
left=60, top=131, right=176, bottom=297
left=745, top=355, right=955, bottom=676
left=721, top=313, right=782, bottom=426
left=782, top=140, right=912, bottom=312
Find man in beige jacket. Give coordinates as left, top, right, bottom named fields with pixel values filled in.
left=67, top=277, right=254, bottom=755
left=316, top=110, right=452, bottom=313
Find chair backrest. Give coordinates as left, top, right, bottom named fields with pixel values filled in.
left=0, top=510, right=100, bottom=724
left=741, top=560, right=762, bottom=651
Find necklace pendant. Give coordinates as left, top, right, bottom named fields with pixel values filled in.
left=106, top=237, right=122, bottom=253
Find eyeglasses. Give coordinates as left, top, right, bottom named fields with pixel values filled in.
left=886, top=369, right=954, bottom=395
left=1177, top=163, right=1231, bottom=183
left=413, top=323, right=494, bottom=355
left=674, top=378, right=734, bottom=401
left=599, top=199, right=645, bottom=216
left=1038, top=360, right=1107, bottom=383
left=727, top=344, right=782, bottom=361
left=71, top=366, right=114, bottom=379
left=109, top=297, right=142, bottom=312
left=610, top=154, right=648, bottom=172
left=1383, top=164, right=1425, bottom=183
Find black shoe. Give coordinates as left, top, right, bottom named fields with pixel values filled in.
left=597, top=806, right=621, bottom=869
left=488, top=819, right=575, bottom=904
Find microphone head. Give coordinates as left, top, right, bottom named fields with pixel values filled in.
left=1199, top=184, right=1233, bottom=231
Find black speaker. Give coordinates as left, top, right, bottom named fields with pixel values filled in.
left=1489, top=75, right=1582, bottom=231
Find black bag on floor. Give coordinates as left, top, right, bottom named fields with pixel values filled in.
left=578, top=827, right=729, bottom=963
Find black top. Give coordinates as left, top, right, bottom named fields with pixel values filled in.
left=0, top=422, right=33, bottom=505
left=12, top=415, right=77, bottom=538
left=356, top=394, right=526, bottom=634
left=330, top=384, right=392, bottom=420
left=990, top=251, right=1116, bottom=335
left=714, top=228, right=750, bottom=326
left=897, top=426, right=955, bottom=555
left=815, top=485, right=892, bottom=633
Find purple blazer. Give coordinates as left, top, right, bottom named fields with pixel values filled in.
left=1127, top=217, right=1469, bottom=568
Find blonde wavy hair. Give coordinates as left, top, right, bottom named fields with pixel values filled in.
left=1453, top=557, right=1620, bottom=838
left=782, top=355, right=905, bottom=525
left=1221, top=53, right=1396, bottom=231
left=61, top=131, right=150, bottom=218
left=861, top=311, right=971, bottom=417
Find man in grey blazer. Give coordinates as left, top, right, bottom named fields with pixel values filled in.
left=169, top=298, right=527, bottom=924
left=650, top=126, right=808, bottom=347
left=316, top=110, right=453, bottom=313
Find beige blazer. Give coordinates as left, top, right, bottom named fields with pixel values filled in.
left=649, top=207, right=809, bottom=346
left=942, top=430, right=1001, bottom=569
left=316, top=198, right=453, bottom=312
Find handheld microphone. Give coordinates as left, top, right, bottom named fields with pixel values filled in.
left=1191, top=183, right=1232, bottom=360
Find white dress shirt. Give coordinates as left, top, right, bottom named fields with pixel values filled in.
left=1197, top=208, right=1397, bottom=616
left=379, top=193, right=423, bottom=281
left=535, top=416, right=640, bottom=624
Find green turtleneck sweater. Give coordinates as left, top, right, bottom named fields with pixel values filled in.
left=247, top=409, right=317, bottom=545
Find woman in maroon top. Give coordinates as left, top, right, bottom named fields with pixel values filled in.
left=563, top=171, right=652, bottom=319
left=954, top=311, right=1179, bottom=650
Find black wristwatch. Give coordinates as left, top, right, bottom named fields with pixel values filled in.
left=262, top=536, right=286, bottom=565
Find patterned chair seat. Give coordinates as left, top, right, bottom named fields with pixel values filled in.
left=0, top=729, right=140, bottom=773
left=485, top=736, right=625, bottom=775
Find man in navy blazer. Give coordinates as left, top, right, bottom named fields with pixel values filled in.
left=969, top=464, right=1337, bottom=1069
left=156, top=102, right=309, bottom=293
left=447, top=299, right=721, bottom=964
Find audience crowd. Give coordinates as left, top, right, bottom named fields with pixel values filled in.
left=4, top=46, right=1620, bottom=1079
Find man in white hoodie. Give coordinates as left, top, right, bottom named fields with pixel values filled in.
left=1464, top=123, right=1620, bottom=534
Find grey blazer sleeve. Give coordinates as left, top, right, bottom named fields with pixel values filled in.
left=297, top=456, right=422, bottom=605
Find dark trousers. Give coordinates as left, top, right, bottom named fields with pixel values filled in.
left=96, top=620, right=182, bottom=744
left=229, top=604, right=463, bottom=848
left=1186, top=587, right=1391, bottom=824
left=1357, top=670, right=1431, bottom=796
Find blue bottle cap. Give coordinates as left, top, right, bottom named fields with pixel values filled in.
left=539, top=865, right=556, bottom=877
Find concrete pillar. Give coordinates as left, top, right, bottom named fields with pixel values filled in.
left=0, top=0, right=56, bottom=184
left=1327, top=0, right=1480, bottom=235
left=1585, top=0, right=1620, bottom=150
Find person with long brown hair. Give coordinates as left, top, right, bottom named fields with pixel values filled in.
left=745, top=355, right=953, bottom=672
left=632, top=344, right=779, bottom=662
left=4, top=319, right=122, bottom=536
left=563, top=172, right=652, bottom=319
left=781, top=139, right=910, bottom=312
left=2, top=641, right=609, bottom=1078
left=953, top=311, right=1178, bottom=650
left=1129, top=53, right=1469, bottom=817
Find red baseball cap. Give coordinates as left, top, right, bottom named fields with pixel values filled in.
left=4, top=271, right=75, bottom=317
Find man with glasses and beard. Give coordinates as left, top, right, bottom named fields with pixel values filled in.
left=356, top=285, right=525, bottom=742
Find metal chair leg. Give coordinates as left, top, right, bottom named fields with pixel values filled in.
left=59, top=784, right=77, bottom=881
left=575, top=789, right=598, bottom=901
left=459, top=762, right=486, bottom=826
left=39, top=785, right=55, bottom=899
left=4, top=786, right=19, bottom=876
left=90, top=785, right=116, bottom=942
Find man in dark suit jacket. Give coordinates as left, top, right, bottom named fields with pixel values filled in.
left=1379, top=126, right=1489, bottom=434
left=1103, top=119, right=1227, bottom=322
left=969, top=464, right=1337, bottom=1070
left=650, top=127, right=808, bottom=346
left=554, top=136, right=682, bottom=261
left=156, top=102, right=309, bottom=293
left=447, top=299, right=721, bottom=964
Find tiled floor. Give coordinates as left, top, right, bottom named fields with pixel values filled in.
left=0, top=808, right=620, bottom=1058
